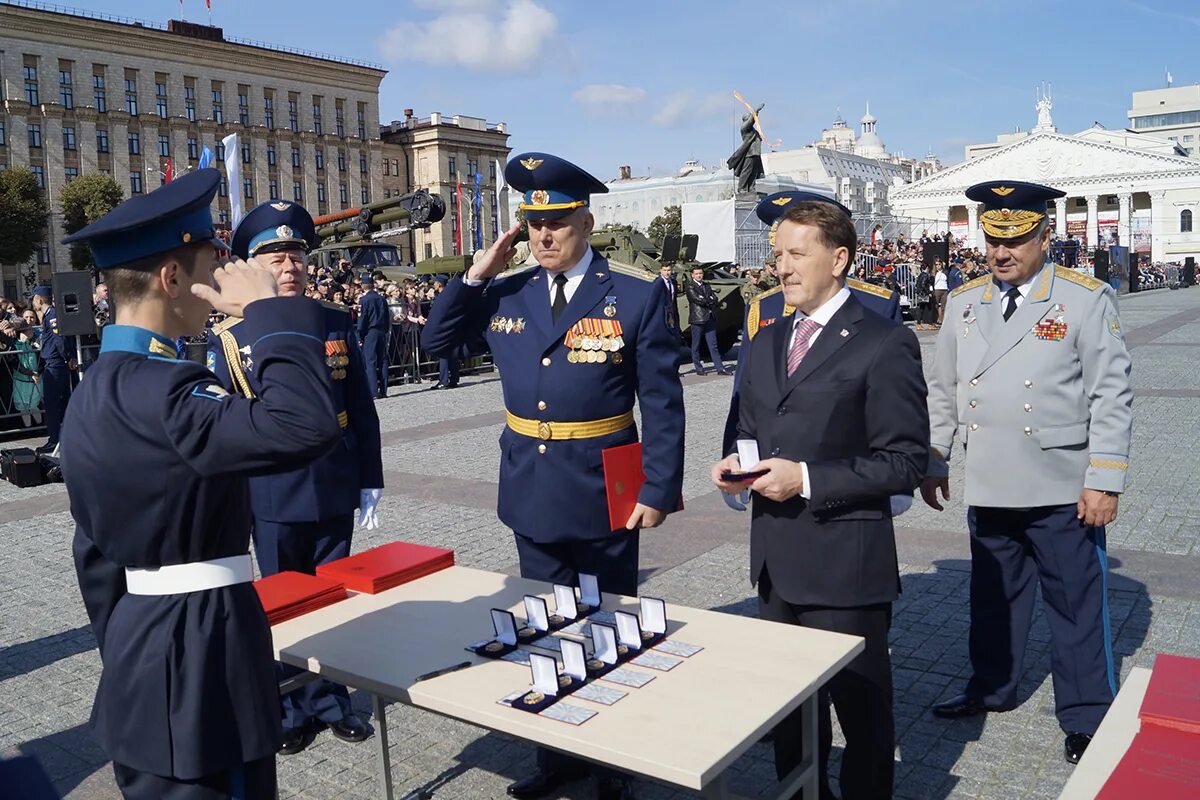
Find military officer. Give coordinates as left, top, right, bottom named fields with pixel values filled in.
left=30, top=286, right=74, bottom=453
left=921, top=180, right=1133, bottom=765
left=356, top=275, right=391, bottom=398
left=60, top=168, right=343, bottom=798
left=422, top=152, right=685, bottom=800
left=207, top=200, right=383, bottom=754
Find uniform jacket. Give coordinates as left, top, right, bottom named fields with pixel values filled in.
left=40, top=306, right=71, bottom=370
left=736, top=293, right=928, bottom=607
left=422, top=250, right=685, bottom=542
left=62, top=298, right=341, bottom=778
left=926, top=263, right=1133, bottom=507
left=685, top=279, right=717, bottom=325
left=356, top=290, right=390, bottom=336
left=208, top=300, right=384, bottom=523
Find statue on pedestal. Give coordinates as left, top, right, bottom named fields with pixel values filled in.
left=728, top=100, right=766, bottom=195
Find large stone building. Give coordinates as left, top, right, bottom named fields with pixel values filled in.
left=0, top=2, right=386, bottom=295
left=1128, top=83, right=1200, bottom=156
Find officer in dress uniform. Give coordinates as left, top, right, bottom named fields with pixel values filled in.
left=356, top=275, right=391, bottom=398
left=60, top=168, right=343, bottom=798
left=721, top=191, right=904, bottom=510
left=921, top=181, right=1133, bottom=765
left=422, top=152, right=685, bottom=800
left=207, top=201, right=383, bottom=755
left=30, top=286, right=73, bottom=453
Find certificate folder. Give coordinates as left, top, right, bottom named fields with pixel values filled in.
left=601, top=443, right=683, bottom=531
left=1140, top=654, right=1200, bottom=734
left=254, top=571, right=348, bottom=626
left=1097, top=725, right=1200, bottom=798
left=317, top=541, right=455, bottom=594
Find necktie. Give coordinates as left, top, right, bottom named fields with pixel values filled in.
left=1002, top=287, right=1022, bottom=322
left=551, top=273, right=568, bottom=322
left=786, top=317, right=822, bottom=376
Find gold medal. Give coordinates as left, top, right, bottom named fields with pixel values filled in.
left=586, top=351, right=598, bottom=364
left=518, top=626, right=535, bottom=638
left=612, top=352, right=623, bottom=365
left=558, top=675, right=572, bottom=688
left=567, top=350, right=578, bottom=364
left=604, top=304, right=617, bottom=318
left=523, top=691, right=544, bottom=705
left=586, top=658, right=604, bottom=670
left=617, top=645, right=629, bottom=655
left=548, top=614, right=564, bottom=625
left=578, top=604, right=593, bottom=614
left=596, top=351, right=607, bottom=363
left=485, top=642, right=503, bottom=653
left=641, top=631, right=654, bottom=641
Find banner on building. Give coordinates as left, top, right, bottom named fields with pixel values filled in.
left=682, top=199, right=736, bottom=263
left=222, top=133, right=242, bottom=226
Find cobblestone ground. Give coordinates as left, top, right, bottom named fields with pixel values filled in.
left=3, top=287, right=1200, bottom=800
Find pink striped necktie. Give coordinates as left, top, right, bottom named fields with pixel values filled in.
left=787, top=317, right=822, bottom=376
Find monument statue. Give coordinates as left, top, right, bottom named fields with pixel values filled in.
left=728, top=101, right=766, bottom=195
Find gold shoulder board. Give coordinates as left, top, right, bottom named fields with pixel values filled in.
left=210, top=315, right=243, bottom=336
left=1055, top=265, right=1104, bottom=291
left=494, top=264, right=537, bottom=282
left=318, top=300, right=350, bottom=313
left=750, top=285, right=783, bottom=303
left=951, top=275, right=990, bottom=298
left=747, top=299, right=762, bottom=342
left=847, top=278, right=894, bottom=300
left=608, top=263, right=655, bottom=282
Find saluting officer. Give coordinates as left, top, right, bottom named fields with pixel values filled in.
left=356, top=275, right=391, bottom=398
left=60, top=168, right=342, bottom=798
left=207, top=201, right=383, bottom=755
left=922, top=180, right=1133, bottom=765
left=30, top=286, right=74, bottom=453
left=422, top=152, right=685, bottom=800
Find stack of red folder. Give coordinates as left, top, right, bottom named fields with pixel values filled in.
left=253, top=571, right=348, bottom=626
left=316, top=542, right=455, bottom=594
left=1098, top=654, right=1200, bottom=797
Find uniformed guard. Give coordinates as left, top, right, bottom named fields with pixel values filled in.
left=356, top=275, right=391, bottom=398
left=208, top=200, right=384, bottom=755
left=422, top=152, right=685, bottom=800
left=721, top=191, right=904, bottom=509
left=921, top=180, right=1134, bottom=765
left=30, top=286, right=74, bottom=453
left=60, top=168, right=343, bottom=798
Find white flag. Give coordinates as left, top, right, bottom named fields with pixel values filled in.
left=222, top=133, right=242, bottom=227
left=494, top=159, right=506, bottom=229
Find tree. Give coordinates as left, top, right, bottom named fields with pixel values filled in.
left=0, top=168, right=50, bottom=272
left=647, top=205, right=682, bottom=248
left=60, top=173, right=124, bottom=271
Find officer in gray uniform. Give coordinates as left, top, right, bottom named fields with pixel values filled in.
left=921, top=180, right=1133, bottom=766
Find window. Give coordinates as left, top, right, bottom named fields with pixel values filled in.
left=31, top=165, right=45, bottom=188
left=159, top=134, right=170, bottom=157
left=124, top=77, right=137, bottom=115
left=184, top=86, right=196, bottom=122
left=489, top=161, right=497, bottom=182
left=492, top=213, right=498, bottom=238
left=1132, top=110, right=1200, bottom=129
left=263, top=93, right=274, bottom=129
left=28, top=124, right=42, bottom=148
left=218, top=209, right=229, bottom=225
left=59, top=69, right=73, bottom=109
left=291, top=146, right=301, bottom=168
left=264, top=144, right=276, bottom=167
left=187, top=136, right=198, bottom=161
left=293, top=181, right=303, bottom=202
left=1186, top=135, right=1195, bottom=142
left=63, top=126, right=76, bottom=151
left=288, top=98, right=298, bottom=132
left=243, top=179, right=253, bottom=199
left=24, top=65, right=39, bottom=106
left=312, top=100, right=323, bottom=135
left=268, top=179, right=278, bottom=200
left=361, top=187, right=369, bottom=205
left=218, top=177, right=228, bottom=197
left=317, top=184, right=327, bottom=204
left=96, top=128, right=109, bottom=153
left=241, top=143, right=251, bottom=164
left=93, top=72, right=106, bottom=112
left=37, top=243, right=50, bottom=264
left=216, top=141, right=225, bottom=160
left=238, top=90, right=249, bottom=125
left=1183, top=210, right=1194, bottom=233
left=156, top=82, right=168, bottom=118
left=359, top=154, right=367, bottom=173
left=337, top=149, right=346, bottom=172
left=383, top=160, right=390, bottom=177
left=448, top=156, right=457, bottom=177
left=335, top=104, right=344, bottom=137
left=339, top=183, right=348, bottom=204
left=357, top=104, right=366, bottom=139
left=65, top=166, right=79, bottom=182
left=0, top=120, right=5, bottom=146
left=212, top=87, right=223, bottom=124
left=128, top=132, right=140, bottom=155
left=130, top=171, right=143, bottom=194
left=315, top=149, right=325, bottom=170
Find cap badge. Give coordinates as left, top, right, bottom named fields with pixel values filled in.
left=270, top=202, right=291, bottom=211
left=771, top=197, right=793, bottom=206
left=276, top=225, right=294, bottom=238
left=521, top=158, right=544, bottom=171
left=991, top=186, right=1016, bottom=197
left=182, top=232, right=192, bottom=243
left=530, top=190, right=550, bottom=206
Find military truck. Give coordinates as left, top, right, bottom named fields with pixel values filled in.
left=308, top=189, right=445, bottom=276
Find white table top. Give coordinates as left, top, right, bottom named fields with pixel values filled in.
left=271, top=565, right=863, bottom=790
left=1057, top=666, right=1151, bottom=800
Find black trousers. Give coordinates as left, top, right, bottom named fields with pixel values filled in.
left=758, top=568, right=894, bottom=800
left=112, top=756, right=275, bottom=800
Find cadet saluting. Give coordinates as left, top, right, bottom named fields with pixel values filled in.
left=61, top=169, right=342, bottom=798
left=922, top=180, right=1133, bottom=766
left=208, top=200, right=383, bottom=755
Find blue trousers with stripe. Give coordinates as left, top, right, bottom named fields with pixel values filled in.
left=965, top=504, right=1116, bottom=735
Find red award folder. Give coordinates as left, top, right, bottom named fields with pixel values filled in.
left=1097, top=725, right=1200, bottom=798
left=601, top=443, right=683, bottom=531
left=253, top=571, right=347, bottom=626
left=1140, top=654, right=1200, bottom=734
left=316, top=541, right=455, bottom=594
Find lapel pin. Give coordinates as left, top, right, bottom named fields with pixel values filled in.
left=839, top=329, right=849, bottom=337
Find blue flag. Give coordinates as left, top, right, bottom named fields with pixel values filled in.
left=473, top=172, right=484, bottom=252
left=198, top=146, right=214, bottom=170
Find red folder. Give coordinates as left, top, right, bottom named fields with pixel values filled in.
left=1141, top=654, right=1200, bottom=734
left=253, top=571, right=348, bottom=626
left=601, top=443, right=683, bottom=531
left=1097, top=725, right=1200, bottom=798
left=316, top=541, right=455, bottom=594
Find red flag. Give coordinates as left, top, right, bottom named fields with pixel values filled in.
left=206, top=0, right=211, bottom=8
left=455, top=180, right=463, bottom=256
left=163, top=158, right=174, bottom=184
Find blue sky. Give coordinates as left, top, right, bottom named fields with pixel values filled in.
left=69, top=0, right=1197, bottom=179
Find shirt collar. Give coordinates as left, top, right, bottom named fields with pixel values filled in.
left=997, top=279, right=1034, bottom=298
left=100, top=324, right=179, bottom=359
left=795, top=285, right=851, bottom=328
left=545, top=247, right=593, bottom=283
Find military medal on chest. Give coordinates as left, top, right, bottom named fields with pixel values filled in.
left=325, top=339, right=349, bottom=380
left=961, top=304, right=975, bottom=338
left=603, top=295, right=618, bottom=318
left=564, top=318, right=625, bottom=364
left=1033, top=303, right=1068, bottom=341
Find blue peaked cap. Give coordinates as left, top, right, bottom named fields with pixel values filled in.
left=61, top=168, right=227, bottom=269
left=505, top=152, right=608, bottom=222
left=755, top=191, right=852, bottom=226
left=231, top=201, right=317, bottom=260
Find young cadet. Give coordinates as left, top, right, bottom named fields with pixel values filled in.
left=60, top=168, right=342, bottom=799
left=208, top=200, right=383, bottom=754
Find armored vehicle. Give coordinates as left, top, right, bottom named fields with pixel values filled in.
left=308, top=189, right=445, bottom=275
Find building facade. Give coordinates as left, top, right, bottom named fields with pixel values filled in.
left=0, top=2, right=386, bottom=294
left=1128, top=84, right=1200, bottom=156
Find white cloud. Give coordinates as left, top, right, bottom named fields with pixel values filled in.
left=571, top=84, right=647, bottom=110
left=379, top=0, right=558, bottom=74
left=651, top=90, right=730, bottom=129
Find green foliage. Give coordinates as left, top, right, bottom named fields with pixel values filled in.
left=60, top=173, right=124, bottom=271
left=0, top=169, right=49, bottom=267
left=647, top=205, right=681, bottom=247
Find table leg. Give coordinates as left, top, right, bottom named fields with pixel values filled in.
left=701, top=694, right=819, bottom=800
left=373, top=693, right=395, bottom=800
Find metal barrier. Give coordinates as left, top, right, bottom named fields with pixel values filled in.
left=385, top=323, right=493, bottom=384
left=0, top=345, right=52, bottom=435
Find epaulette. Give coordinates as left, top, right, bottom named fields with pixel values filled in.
left=493, top=264, right=537, bottom=282
left=1055, top=265, right=1104, bottom=291
left=951, top=275, right=990, bottom=297
left=210, top=315, right=242, bottom=335
left=608, top=262, right=655, bottom=282
left=847, top=278, right=895, bottom=300
left=318, top=300, right=350, bottom=313
left=750, top=285, right=783, bottom=303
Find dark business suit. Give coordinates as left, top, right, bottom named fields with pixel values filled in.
left=735, top=292, right=928, bottom=800
left=686, top=279, right=725, bottom=372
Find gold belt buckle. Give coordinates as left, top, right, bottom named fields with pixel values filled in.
left=537, top=421, right=552, bottom=441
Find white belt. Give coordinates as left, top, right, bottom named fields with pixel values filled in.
left=125, top=554, right=253, bottom=596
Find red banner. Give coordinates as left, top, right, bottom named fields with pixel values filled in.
left=163, top=158, right=173, bottom=184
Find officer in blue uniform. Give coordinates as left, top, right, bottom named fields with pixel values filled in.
left=207, top=200, right=384, bottom=755
left=721, top=191, right=903, bottom=505
left=356, top=275, right=391, bottom=398
left=30, top=286, right=73, bottom=453
left=423, top=152, right=685, bottom=800
left=60, top=168, right=343, bottom=798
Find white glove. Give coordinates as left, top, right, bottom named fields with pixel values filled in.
left=721, top=489, right=750, bottom=512
left=357, top=488, right=382, bottom=530
left=890, top=494, right=913, bottom=517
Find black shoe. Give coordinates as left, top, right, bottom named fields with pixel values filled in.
left=445, top=382, right=459, bottom=389
left=278, top=726, right=316, bottom=756
left=327, top=715, right=370, bottom=743
left=717, top=369, right=733, bottom=376
left=597, top=775, right=632, bottom=800
left=429, top=383, right=446, bottom=390
left=35, top=442, right=56, bottom=454
left=931, top=694, right=1009, bottom=719
left=506, top=768, right=583, bottom=798
left=694, top=369, right=708, bottom=376
left=1064, top=732, right=1092, bottom=764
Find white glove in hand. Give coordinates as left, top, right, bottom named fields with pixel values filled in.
left=357, top=488, right=383, bottom=530
left=721, top=488, right=750, bottom=512
left=890, top=494, right=914, bottom=517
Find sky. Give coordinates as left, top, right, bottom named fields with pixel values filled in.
left=57, top=0, right=1200, bottom=180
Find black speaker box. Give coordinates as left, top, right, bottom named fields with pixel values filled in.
left=661, top=235, right=681, bottom=263
left=680, top=234, right=698, bottom=262
left=1185, top=257, right=1196, bottom=287
left=1093, top=249, right=1110, bottom=283
left=922, top=240, right=950, bottom=268
left=1, top=448, right=45, bottom=487
left=50, top=271, right=97, bottom=337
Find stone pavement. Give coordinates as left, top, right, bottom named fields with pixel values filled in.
left=3, top=286, right=1200, bottom=800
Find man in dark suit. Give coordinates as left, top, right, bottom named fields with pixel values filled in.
left=686, top=266, right=730, bottom=375
left=659, top=262, right=679, bottom=332
left=712, top=199, right=929, bottom=800
left=355, top=276, right=390, bottom=398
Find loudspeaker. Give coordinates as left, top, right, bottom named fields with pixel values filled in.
left=50, top=271, right=96, bottom=337
left=661, top=234, right=681, bottom=263
left=1185, top=257, right=1196, bottom=287
left=680, top=234, right=698, bottom=262
left=922, top=240, right=950, bottom=268
left=1093, top=250, right=1110, bottom=283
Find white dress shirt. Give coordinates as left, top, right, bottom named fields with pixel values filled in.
left=997, top=279, right=1033, bottom=314
left=463, top=248, right=593, bottom=307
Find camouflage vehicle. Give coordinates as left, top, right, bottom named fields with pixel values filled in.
left=308, top=189, right=445, bottom=277
left=589, top=226, right=747, bottom=353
